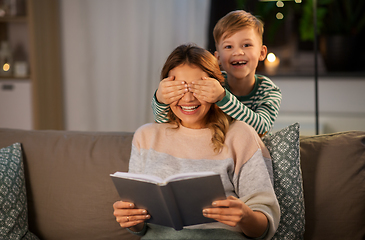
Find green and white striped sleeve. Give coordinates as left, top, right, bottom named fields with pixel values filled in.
left=216, top=85, right=281, bottom=135
left=151, top=91, right=169, bottom=123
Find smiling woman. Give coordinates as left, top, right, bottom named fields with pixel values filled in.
left=113, top=44, right=280, bottom=239
left=161, top=44, right=232, bottom=152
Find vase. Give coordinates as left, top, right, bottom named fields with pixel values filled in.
left=319, top=35, right=361, bottom=72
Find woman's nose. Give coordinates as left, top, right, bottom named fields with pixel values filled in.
left=181, top=91, right=195, bottom=102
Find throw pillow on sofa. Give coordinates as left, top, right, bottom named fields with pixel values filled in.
left=0, top=143, right=39, bottom=240
left=263, top=123, right=305, bottom=240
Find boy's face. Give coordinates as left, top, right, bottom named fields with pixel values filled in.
left=215, top=27, right=267, bottom=82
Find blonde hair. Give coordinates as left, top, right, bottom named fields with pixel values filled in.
left=213, top=10, right=264, bottom=46
left=161, top=44, right=234, bottom=153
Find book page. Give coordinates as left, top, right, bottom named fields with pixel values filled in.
left=165, top=171, right=218, bottom=183
left=111, top=171, right=219, bottom=185
left=111, top=172, right=163, bottom=184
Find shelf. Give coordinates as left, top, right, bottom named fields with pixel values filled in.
left=0, top=16, right=27, bottom=23
left=0, top=75, right=30, bottom=80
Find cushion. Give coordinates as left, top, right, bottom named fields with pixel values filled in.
left=0, top=143, right=39, bottom=240
left=262, top=123, right=305, bottom=240
left=300, top=131, right=365, bottom=240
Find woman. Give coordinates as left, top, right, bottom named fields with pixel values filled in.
left=113, top=44, right=280, bottom=239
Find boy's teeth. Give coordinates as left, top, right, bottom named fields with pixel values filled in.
left=181, top=106, right=198, bottom=111
left=232, top=61, right=246, bottom=65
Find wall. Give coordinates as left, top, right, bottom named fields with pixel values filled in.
left=271, top=76, right=365, bottom=135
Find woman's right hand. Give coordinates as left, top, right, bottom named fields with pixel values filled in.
left=156, top=76, right=188, bottom=104
left=113, top=200, right=150, bottom=231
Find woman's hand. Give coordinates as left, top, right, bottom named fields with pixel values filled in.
left=113, top=200, right=150, bottom=232
left=202, top=196, right=249, bottom=227
left=202, top=196, right=268, bottom=238
left=156, top=76, right=188, bottom=104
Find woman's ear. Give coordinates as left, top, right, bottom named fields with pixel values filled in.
left=259, top=45, right=268, bottom=61
left=214, top=51, right=221, bottom=65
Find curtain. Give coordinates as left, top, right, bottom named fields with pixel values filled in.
left=60, top=0, right=211, bottom=132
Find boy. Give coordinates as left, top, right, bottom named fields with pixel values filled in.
left=152, top=10, right=281, bottom=136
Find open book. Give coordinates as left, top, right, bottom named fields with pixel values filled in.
left=110, top=171, right=226, bottom=230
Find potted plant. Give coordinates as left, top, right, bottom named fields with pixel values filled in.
left=300, top=0, right=365, bottom=71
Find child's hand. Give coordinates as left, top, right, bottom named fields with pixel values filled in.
left=188, top=77, right=225, bottom=103
left=113, top=200, right=150, bottom=230
left=156, top=76, right=188, bottom=104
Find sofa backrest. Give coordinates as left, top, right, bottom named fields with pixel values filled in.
left=1, top=128, right=364, bottom=240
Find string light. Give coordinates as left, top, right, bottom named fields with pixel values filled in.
left=276, top=1, right=284, bottom=7
left=276, top=12, right=284, bottom=19
left=258, top=0, right=302, bottom=3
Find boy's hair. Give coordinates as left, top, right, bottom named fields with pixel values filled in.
left=161, top=43, right=234, bottom=153
left=213, top=10, right=264, bottom=46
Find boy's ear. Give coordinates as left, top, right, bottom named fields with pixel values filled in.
left=259, top=45, right=268, bottom=61
left=214, top=51, right=221, bottom=65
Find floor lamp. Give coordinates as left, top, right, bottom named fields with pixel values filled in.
left=313, top=0, right=319, bottom=135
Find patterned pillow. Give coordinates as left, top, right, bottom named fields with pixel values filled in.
left=262, top=123, right=305, bottom=240
left=0, top=143, right=39, bottom=240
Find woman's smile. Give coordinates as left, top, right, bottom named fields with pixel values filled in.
left=179, top=105, right=200, bottom=114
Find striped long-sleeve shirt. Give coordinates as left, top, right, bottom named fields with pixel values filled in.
left=152, top=74, right=282, bottom=135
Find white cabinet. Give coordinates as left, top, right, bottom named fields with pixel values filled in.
left=0, top=80, right=32, bottom=129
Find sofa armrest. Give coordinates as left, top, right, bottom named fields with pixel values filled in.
left=300, top=131, right=365, bottom=240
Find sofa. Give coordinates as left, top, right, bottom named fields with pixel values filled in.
left=0, top=127, right=364, bottom=240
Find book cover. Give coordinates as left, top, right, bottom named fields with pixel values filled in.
left=110, top=171, right=226, bottom=230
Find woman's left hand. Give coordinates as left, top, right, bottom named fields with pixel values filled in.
left=202, top=196, right=249, bottom=227
left=203, top=196, right=268, bottom=238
